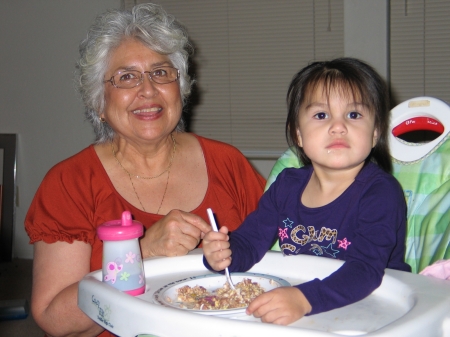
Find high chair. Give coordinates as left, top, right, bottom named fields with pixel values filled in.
left=267, top=97, right=450, bottom=274
left=77, top=98, right=450, bottom=337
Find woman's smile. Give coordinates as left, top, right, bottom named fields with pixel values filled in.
left=131, top=105, right=164, bottom=120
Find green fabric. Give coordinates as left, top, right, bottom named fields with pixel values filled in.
left=265, top=147, right=301, bottom=251
left=392, top=136, right=450, bottom=273
left=265, top=142, right=450, bottom=273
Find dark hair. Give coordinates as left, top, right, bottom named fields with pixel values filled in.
left=285, top=57, right=392, bottom=173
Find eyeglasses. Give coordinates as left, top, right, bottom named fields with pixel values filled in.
left=104, top=66, right=180, bottom=89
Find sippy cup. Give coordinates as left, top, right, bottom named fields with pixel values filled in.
left=97, top=210, right=145, bottom=295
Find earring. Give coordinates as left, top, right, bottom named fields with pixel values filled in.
left=99, top=117, right=106, bottom=123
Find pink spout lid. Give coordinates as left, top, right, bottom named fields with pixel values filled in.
left=97, top=210, right=144, bottom=241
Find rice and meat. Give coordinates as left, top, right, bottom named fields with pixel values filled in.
left=176, top=278, right=265, bottom=310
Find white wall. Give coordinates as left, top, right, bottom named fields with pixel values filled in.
left=0, top=0, right=121, bottom=259
left=0, top=0, right=388, bottom=259
left=344, top=0, right=389, bottom=80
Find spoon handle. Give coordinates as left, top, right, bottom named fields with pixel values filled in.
left=207, top=208, right=219, bottom=232
left=206, top=208, right=235, bottom=289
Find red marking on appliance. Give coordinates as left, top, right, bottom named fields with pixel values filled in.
left=392, top=117, right=444, bottom=136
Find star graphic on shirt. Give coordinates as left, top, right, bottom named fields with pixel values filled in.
left=278, top=228, right=289, bottom=241
left=321, top=243, right=340, bottom=258
left=337, top=237, right=351, bottom=250
left=282, top=218, right=294, bottom=228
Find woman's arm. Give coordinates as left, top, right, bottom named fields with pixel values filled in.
left=31, top=241, right=104, bottom=337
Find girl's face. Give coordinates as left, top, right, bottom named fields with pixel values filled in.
left=296, top=86, right=378, bottom=172
left=102, top=39, right=182, bottom=144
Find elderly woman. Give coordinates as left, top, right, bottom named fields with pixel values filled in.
left=25, top=3, right=265, bottom=336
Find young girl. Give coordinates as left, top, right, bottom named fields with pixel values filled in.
left=203, top=58, right=411, bottom=325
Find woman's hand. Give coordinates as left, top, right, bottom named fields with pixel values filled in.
left=246, top=287, right=312, bottom=325
left=140, top=209, right=212, bottom=258
left=202, top=226, right=232, bottom=271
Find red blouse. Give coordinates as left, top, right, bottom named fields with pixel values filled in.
left=25, top=134, right=266, bottom=272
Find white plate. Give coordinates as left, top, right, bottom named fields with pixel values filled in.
left=152, top=272, right=290, bottom=316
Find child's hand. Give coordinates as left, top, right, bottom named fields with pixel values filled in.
left=202, top=226, right=231, bottom=271
left=246, top=287, right=312, bottom=325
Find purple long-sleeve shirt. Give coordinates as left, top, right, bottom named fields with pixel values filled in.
left=204, top=162, right=411, bottom=315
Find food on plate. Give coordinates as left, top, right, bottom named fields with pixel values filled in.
left=175, top=278, right=265, bottom=310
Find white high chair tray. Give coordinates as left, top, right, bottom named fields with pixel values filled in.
left=78, top=249, right=450, bottom=337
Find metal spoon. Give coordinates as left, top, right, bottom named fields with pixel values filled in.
left=206, top=208, right=235, bottom=290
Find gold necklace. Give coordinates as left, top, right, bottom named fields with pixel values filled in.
left=111, top=134, right=177, bottom=214
left=113, top=134, right=176, bottom=179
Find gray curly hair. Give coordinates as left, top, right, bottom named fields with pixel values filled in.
left=76, top=3, right=193, bottom=143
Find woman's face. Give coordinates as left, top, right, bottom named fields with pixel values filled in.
left=102, top=39, right=182, bottom=144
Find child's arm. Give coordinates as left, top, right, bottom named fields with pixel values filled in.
left=202, top=226, right=232, bottom=271
left=246, top=287, right=312, bottom=325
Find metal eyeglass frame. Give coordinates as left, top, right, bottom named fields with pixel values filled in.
left=104, top=66, right=180, bottom=89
